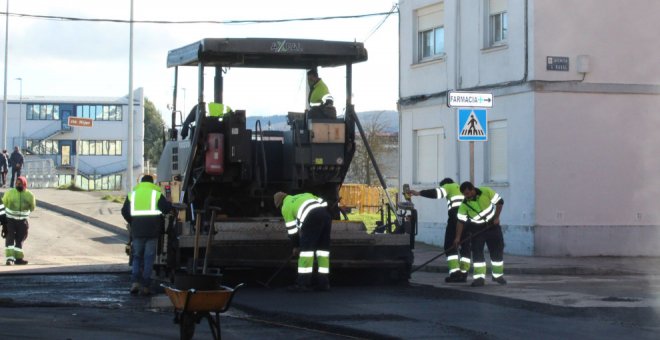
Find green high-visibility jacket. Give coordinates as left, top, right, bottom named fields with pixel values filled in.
left=308, top=79, right=331, bottom=107
left=419, top=183, right=465, bottom=210
left=2, top=188, right=35, bottom=220
left=281, top=193, right=327, bottom=235
left=207, top=103, right=232, bottom=117
left=128, top=182, right=164, bottom=217
left=457, top=187, right=502, bottom=224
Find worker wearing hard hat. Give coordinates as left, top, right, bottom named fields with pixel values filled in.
left=274, top=191, right=332, bottom=292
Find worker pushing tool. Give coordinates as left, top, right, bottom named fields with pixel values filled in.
left=454, top=181, right=506, bottom=287
left=407, top=178, right=471, bottom=282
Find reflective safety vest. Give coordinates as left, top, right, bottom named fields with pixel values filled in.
left=129, top=182, right=164, bottom=217
left=207, top=103, right=232, bottom=117
left=309, top=79, right=333, bottom=107
left=435, top=183, right=465, bottom=210
left=281, top=193, right=328, bottom=235
left=1, top=189, right=35, bottom=220
left=457, top=187, right=502, bottom=224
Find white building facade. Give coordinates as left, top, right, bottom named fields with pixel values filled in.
left=399, top=0, right=660, bottom=256
left=1, top=88, right=145, bottom=192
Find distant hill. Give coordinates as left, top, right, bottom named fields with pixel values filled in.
left=246, top=110, right=398, bottom=133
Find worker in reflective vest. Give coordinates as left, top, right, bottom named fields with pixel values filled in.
left=2, top=176, right=35, bottom=266
left=180, top=102, right=232, bottom=139
left=408, top=177, right=471, bottom=283
left=274, top=191, right=332, bottom=292
left=454, top=181, right=505, bottom=287
left=121, top=175, right=172, bottom=296
left=307, top=68, right=334, bottom=107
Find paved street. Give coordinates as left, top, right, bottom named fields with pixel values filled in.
left=0, top=188, right=659, bottom=338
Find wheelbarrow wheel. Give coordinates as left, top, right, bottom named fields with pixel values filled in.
left=179, top=312, right=196, bottom=340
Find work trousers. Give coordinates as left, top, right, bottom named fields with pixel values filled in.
left=469, top=223, right=504, bottom=279
left=443, top=208, right=472, bottom=274
left=297, top=207, right=332, bottom=287
left=5, top=218, right=29, bottom=261
left=131, top=237, right=157, bottom=287
left=10, top=168, right=21, bottom=187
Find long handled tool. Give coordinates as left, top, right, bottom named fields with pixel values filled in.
left=192, top=212, right=202, bottom=274
left=202, top=208, right=219, bottom=275
left=256, top=253, right=295, bottom=288
left=410, top=224, right=494, bottom=274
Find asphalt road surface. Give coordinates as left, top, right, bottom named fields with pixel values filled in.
left=0, top=207, right=659, bottom=339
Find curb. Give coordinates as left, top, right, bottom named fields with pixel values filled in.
left=36, top=199, right=128, bottom=238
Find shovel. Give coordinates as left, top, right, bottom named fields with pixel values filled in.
left=202, top=208, right=220, bottom=275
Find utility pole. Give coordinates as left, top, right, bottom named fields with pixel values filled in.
left=127, top=0, right=134, bottom=191
left=2, top=0, right=9, bottom=150
left=15, top=77, right=21, bottom=148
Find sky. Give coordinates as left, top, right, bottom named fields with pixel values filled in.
left=2, top=0, right=400, bottom=126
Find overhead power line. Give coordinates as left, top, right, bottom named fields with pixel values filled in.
left=0, top=10, right=397, bottom=25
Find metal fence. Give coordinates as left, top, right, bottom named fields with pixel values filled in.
left=24, top=158, right=58, bottom=188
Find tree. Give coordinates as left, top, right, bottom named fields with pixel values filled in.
left=346, top=111, right=395, bottom=185
left=143, top=98, right=166, bottom=167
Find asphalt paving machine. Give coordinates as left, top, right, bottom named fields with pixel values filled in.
left=154, top=38, right=416, bottom=285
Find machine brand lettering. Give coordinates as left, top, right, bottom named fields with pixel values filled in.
left=271, top=40, right=303, bottom=53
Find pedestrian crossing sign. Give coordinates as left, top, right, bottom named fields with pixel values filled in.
left=457, top=109, right=488, bottom=141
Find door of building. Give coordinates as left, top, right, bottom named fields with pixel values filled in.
left=61, top=145, right=71, bottom=166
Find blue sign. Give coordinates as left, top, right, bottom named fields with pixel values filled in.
left=457, top=109, right=488, bottom=141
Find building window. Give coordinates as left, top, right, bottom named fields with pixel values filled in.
left=414, top=127, right=445, bottom=184
left=486, top=120, right=508, bottom=182
left=488, top=0, right=508, bottom=46
left=76, top=140, right=122, bottom=156
left=75, top=104, right=123, bottom=121
left=26, top=139, right=59, bottom=155
left=26, top=104, right=60, bottom=120
left=416, top=3, right=445, bottom=62
left=68, top=174, right=122, bottom=190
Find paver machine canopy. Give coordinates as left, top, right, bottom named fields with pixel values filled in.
left=156, top=38, right=414, bottom=285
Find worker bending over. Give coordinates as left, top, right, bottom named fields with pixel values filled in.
left=274, top=191, right=332, bottom=292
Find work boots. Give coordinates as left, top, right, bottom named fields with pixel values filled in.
left=492, top=276, right=507, bottom=285
left=14, top=259, right=28, bottom=265
left=314, top=276, right=331, bottom=292
left=445, top=271, right=468, bottom=283
left=130, top=282, right=141, bottom=295
left=5, top=259, right=14, bottom=266
left=470, top=278, right=485, bottom=287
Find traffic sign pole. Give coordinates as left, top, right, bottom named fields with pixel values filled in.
left=452, top=93, right=493, bottom=184
left=67, top=117, right=93, bottom=187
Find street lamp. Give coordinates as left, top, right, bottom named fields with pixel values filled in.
left=15, top=77, right=22, bottom=148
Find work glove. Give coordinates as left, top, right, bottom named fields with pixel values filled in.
left=180, top=128, right=188, bottom=139
left=1, top=224, right=6, bottom=239
left=125, top=243, right=131, bottom=256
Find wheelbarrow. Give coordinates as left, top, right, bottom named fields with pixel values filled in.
left=162, top=283, right=244, bottom=340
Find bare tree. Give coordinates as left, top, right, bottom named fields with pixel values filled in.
left=346, top=111, right=395, bottom=185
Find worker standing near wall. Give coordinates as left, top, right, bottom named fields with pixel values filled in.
left=274, top=191, right=332, bottom=292
left=408, top=178, right=471, bottom=282
left=453, top=181, right=506, bottom=287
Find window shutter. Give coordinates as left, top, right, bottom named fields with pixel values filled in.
left=488, top=120, right=508, bottom=181
left=417, top=4, right=444, bottom=31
